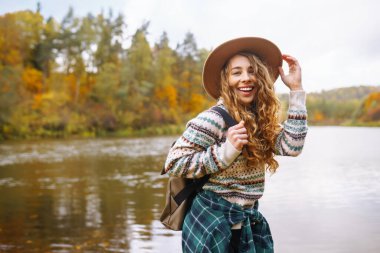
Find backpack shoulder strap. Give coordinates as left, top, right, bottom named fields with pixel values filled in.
left=163, top=107, right=237, bottom=206
left=210, top=106, right=238, bottom=128
left=162, top=106, right=236, bottom=175
left=172, top=107, right=237, bottom=205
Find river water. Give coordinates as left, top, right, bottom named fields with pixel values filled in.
left=0, top=127, right=379, bottom=253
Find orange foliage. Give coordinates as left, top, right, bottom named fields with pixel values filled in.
left=364, top=92, right=380, bottom=109
left=313, top=111, right=325, bottom=122
left=32, top=93, right=43, bottom=109
left=166, top=85, right=178, bottom=108
left=63, top=74, right=92, bottom=102
left=361, top=92, right=380, bottom=121
left=154, top=84, right=178, bottom=109
left=189, top=93, right=206, bottom=114
left=64, top=74, right=77, bottom=98
left=366, top=108, right=380, bottom=121
left=22, top=67, right=43, bottom=93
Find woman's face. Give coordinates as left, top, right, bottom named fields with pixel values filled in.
left=227, top=54, right=257, bottom=106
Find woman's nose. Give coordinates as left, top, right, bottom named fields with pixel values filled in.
left=241, top=71, right=249, bottom=81
left=242, top=71, right=255, bottom=82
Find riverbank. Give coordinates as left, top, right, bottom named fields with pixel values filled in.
left=2, top=122, right=380, bottom=141
left=0, top=124, right=186, bottom=141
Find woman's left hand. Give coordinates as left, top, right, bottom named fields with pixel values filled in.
left=279, top=54, right=303, bottom=91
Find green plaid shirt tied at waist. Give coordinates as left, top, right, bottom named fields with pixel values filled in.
left=182, top=190, right=274, bottom=253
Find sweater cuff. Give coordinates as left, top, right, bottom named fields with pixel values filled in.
left=289, top=90, right=306, bottom=111
left=220, top=138, right=241, bottom=166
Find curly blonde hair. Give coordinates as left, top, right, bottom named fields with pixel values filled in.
left=220, top=52, right=282, bottom=173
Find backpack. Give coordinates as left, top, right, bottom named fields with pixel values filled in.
left=159, top=106, right=237, bottom=231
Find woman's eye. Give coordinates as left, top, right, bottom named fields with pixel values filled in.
left=232, top=72, right=240, bottom=75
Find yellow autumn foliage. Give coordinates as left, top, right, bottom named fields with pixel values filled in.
left=189, top=93, right=206, bottom=114
left=4, top=49, right=22, bottom=65
left=313, top=111, right=325, bottom=122
left=364, top=92, right=380, bottom=109
left=22, top=67, right=43, bottom=93
left=154, top=84, right=178, bottom=109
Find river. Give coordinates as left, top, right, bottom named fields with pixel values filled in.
left=0, top=127, right=379, bottom=252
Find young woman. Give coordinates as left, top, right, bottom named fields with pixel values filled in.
left=163, top=37, right=308, bottom=253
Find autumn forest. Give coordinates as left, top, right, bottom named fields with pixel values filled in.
left=0, top=8, right=379, bottom=140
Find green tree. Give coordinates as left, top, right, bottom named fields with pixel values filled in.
left=87, top=62, right=119, bottom=132
left=31, top=17, right=59, bottom=79
left=94, top=10, right=124, bottom=69
left=58, top=7, right=86, bottom=103
left=152, top=32, right=179, bottom=124
left=121, top=22, right=154, bottom=128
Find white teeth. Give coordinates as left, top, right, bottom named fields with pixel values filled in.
left=238, top=87, right=253, bottom=91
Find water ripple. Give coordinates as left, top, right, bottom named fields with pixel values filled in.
left=0, top=178, right=25, bottom=187
left=0, top=136, right=177, bottom=166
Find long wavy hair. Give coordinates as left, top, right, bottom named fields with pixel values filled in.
left=220, top=52, right=281, bottom=173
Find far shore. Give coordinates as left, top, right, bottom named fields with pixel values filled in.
left=1, top=123, right=379, bottom=142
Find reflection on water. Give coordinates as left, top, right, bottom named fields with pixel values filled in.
left=0, top=128, right=380, bottom=253
left=0, top=136, right=181, bottom=253
left=0, top=137, right=175, bottom=166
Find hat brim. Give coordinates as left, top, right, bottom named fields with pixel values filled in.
left=202, top=37, right=282, bottom=99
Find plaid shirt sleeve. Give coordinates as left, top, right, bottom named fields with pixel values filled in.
left=182, top=190, right=274, bottom=253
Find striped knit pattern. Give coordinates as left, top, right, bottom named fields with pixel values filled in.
left=164, top=92, right=308, bottom=207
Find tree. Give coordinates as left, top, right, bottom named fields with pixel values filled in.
left=30, top=17, right=59, bottom=79
left=354, top=92, right=380, bottom=122
left=152, top=32, right=179, bottom=123
left=57, top=7, right=86, bottom=103
left=94, top=10, right=124, bottom=70
left=174, top=32, right=207, bottom=115
left=120, top=22, right=154, bottom=128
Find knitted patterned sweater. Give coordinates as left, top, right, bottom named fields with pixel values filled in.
left=163, top=91, right=308, bottom=207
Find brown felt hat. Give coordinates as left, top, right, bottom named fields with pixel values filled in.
left=202, top=37, right=283, bottom=99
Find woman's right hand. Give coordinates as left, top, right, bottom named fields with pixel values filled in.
left=227, top=121, right=248, bottom=151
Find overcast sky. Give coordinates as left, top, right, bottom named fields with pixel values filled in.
left=1, top=0, right=379, bottom=93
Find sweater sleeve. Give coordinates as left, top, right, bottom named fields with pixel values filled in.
left=275, top=90, right=308, bottom=156
left=163, top=109, right=241, bottom=178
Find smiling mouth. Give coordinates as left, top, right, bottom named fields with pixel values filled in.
left=238, top=87, right=254, bottom=92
